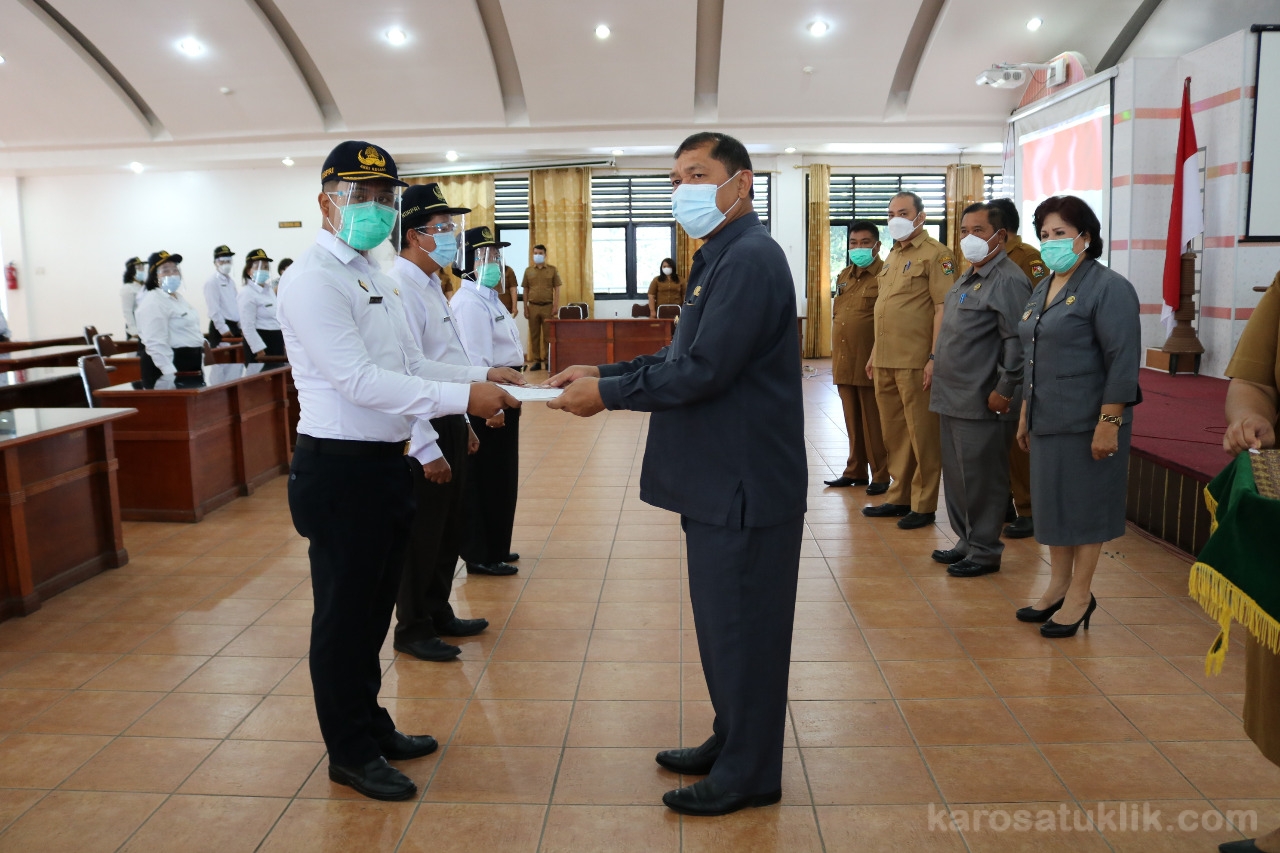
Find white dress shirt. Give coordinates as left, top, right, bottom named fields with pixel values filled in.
left=0, top=306, right=10, bottom=340
left=276, top=230, right=471, bottom=460
left=120, top=281, right=143, bottom=336
left=237, top=279, right=281, bottom=354
left=136, top=287, right=204, bottom=375
left=451, top=280, right=526, bottom=369
left=203, top=269, right=240, bottom=334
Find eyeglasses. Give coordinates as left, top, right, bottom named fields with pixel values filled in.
left=414, top=222, right=456, bottom=235
left=327, top=188, right=399, bottom=208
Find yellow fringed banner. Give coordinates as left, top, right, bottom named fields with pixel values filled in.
left=1188, top=561, right=1280, bottom=675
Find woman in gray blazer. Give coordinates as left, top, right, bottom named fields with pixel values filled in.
left=1014, top=195, right=1141, bottom=638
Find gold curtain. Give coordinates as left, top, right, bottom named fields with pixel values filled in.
left=804, top=163, right=832, bottom=358
left=404, top=173, right=496, bottom=296
left=675, top=226, right=703, bottom=281
left=530, top=168, right=594, bottom=314
left=945, top=164, right=985, bottom=274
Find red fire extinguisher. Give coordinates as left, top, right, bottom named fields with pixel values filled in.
left=4, top=263, right=16, bottom=291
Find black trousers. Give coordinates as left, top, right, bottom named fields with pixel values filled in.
left=288, top=441, right=417, bottom=766
left=139, top=345, right=203, bottom=386
left=243, top=327, right=285, bottom=363
left=396, top=416, right=469, bottom=643
left=461, top=407, right=520, bottom=564
left=684, top=513, right=803, bottom=795
left=206, top=319, right=242, bottom=347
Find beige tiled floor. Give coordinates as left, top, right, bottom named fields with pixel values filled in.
left=0, top=361, right=1274, bottom=851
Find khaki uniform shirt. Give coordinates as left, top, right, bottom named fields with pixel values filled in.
left=648, top=276, right=685, bottom=309
left=831, top=258, right=884, bottom=386
left=522, top=264, right=562, bottom=304
left=872, top=232, right=957, bottom=369
left=499, top=266, right=518, bottom=314
left=1004, top=236, right=1049, bottom=286
left=1226, top=272, right=1280, bottom=389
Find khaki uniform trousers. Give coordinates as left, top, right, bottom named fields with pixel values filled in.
left=873, top=367, right=941, bottom=513
left=527, top=303, right=554, bottom=365
left=836, top=384, right=889, bottom=483
left=1009, top=442, right=1033, bottom=517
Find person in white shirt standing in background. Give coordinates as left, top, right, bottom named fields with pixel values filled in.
left=120, top=256, right=147, bottom=340
left=452, top=225, right=527, bottom=577
left=203, top=244, right=241, bottom=346
left=387, top=182, right=525, bottom=662
left=237, top=248, right=285, bottom=362
left=276, top=141, right=518, bottom=802
left=135, top=250, right=205, bottom=384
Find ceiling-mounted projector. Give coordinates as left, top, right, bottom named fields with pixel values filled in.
left=975, top=65, right=1028, bottom=88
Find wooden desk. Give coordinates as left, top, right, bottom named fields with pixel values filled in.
left=0, top=345, right=95, bottom=373
left=0, top=367, right=90, bottom=409
left=93, top=364, right=292, bottom=522
left=0, top=336, right=86, bottom=354
left=0, top=407, right=136, bottom=621
left=546, top=318, right=674, bottom=375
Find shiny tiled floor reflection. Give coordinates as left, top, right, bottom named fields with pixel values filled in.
left=0, top=362, right=1273, bottom=851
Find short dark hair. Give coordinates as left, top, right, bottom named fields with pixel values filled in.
left=123, top=259, right=138, bottom=285
left=989, top=197, right=1019, bottom=234
left=891, top=191, right=924, bottom=216
left=278, top=258, right=293, bottom=273
left=848, top=219, right=881, bottom=241
left=658, top=257, right=679, bottom=283
left=674, top=132, right=755, bottom=198
left=533, top=244, right=546, bottom=252
left=1033, top=195, right=1104, bottom=259
left=962, top=201, right=1005, bottom=234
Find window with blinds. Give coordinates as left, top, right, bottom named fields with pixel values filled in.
left=828, top=174, right=947, bottom=224
left=984, top=174, right=1009, bottom=201
left=590, top=174, right=771, bottom=227
left=494, top=176, right=530, bottom=227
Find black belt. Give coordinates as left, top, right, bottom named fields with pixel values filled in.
left=296, top=434, right=408, bottom=456
left=529, top=301, right=552, bottom=306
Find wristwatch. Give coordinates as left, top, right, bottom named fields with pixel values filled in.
left=1098, top=414, right=1122, bottom=427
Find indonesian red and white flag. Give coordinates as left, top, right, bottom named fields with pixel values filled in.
left=1161, top=77, right=1203, bottom=335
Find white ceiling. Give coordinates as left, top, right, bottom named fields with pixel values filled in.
left=0, top=0, right=1273, bottom=174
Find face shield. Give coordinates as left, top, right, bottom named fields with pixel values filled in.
left=324, top=180, right=403, bottom=254
left=249, top=260, right=272, bottom=286
left=411, top=214, right=465, bottom=272
left=135, top=264, right=149, bottom=283
left=468, top=245, right=505, bottom=293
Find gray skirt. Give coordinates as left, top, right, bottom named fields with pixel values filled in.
left=1029, top=423, right=1131, bottom=546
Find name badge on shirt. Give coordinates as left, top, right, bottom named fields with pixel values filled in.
left=369, top=296, right=383, bottom=304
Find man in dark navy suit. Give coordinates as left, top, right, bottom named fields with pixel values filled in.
left=549, top=132, right=807, bottom=817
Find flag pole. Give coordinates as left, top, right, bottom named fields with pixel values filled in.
left=1159, top=76, right=1205, bottom=375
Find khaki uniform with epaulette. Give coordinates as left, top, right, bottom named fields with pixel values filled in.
left=832, top=258, right=889, bottom=485
left=871, top=232, right=956, bottom=514
left=1002, top=235, right=1049, bottom=526
left=522, top=263, right=562, bottom=367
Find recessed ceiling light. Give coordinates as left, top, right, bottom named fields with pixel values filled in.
left=595, top=24, right=611, bottom=39
left=385, top=28, right=408, bottom=46
left=784, top=147, right=797, bottom=154
left=219, top=87, right=233, bottom=95
left=1026, top=17, right=1043, bottom=31
left=445, top=151, right=459, bottom=162
left=611, top=149, right=624, bottom=156
left=177, top=38, right=204, bottom=57
left=129, top=162, right=144, bottom=174
left=282, top=157, right=294, bottom=167
left=0, top=55, right=6, bottom=66
left=807, top=21, right=830, bottom=37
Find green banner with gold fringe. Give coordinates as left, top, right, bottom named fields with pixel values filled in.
left=1188, top=449, right=1280, bottom=674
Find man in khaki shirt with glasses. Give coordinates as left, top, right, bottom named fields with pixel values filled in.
left=862, top=191, right=955, bottom=530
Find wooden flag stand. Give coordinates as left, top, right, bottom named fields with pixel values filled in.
left=1145, top=251, right=1204, bottom=375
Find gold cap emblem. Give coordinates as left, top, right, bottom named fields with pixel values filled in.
left=481, top=227, right=493, bottom=241
left=432, top=185, right=445, bottom=202
left=357, top=146, right=386, bottom=170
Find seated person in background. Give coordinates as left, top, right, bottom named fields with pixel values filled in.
left=120, top=256, right=147, bottom=340
left=238, top=248, right=285, bottom=362
left=136, top=250, right=204, bottom=384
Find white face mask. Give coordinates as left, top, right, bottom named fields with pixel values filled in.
left=532, top=253, right=546, bottom=265
left=661, top=266, right=674, bottom=276
left=216, top=260, right=232, bottom=275
left=960, top=231, right=1001, bottom=264
left=887, top=212, right=922, bottom=243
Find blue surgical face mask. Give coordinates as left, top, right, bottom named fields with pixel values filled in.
left=848, top=248, right=875, bottom=267
left=161, top=275, right=182, bottom=294
left=671, top=171, right=743, bottom=239
left=478, top=263, right=503, bottom=289
left=253, top=269, right=271, bottom=285
left=419, top=231, right=458, bottom=270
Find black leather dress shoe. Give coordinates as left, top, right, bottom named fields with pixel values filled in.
left=662, top=778, right=782, bottom=817
left=897, top=511, right=936, bottom=529
left=947, top=558, right=1000, bottom=577
left=394, top=637, right=461, bottom=661
left=467, top=562, right=519, bottom=576
left=437, top=617, right=489, bottom=637
left=504, top=552, right=520, bottom=562
left=655, top=735, right=721, bottom=775
left=328, top=757, right=417, bottom=801
left=1003, top=516, right=1034, bottom=539
left=931, top=548, right=966, bottom=565
left=866, top=482, right=890, bottom=496
left=823, top=476, right=856, bottom=487
left=1005, top=501, right=1018, bottom=523
left=862, top=503, right=909, bottom=518
left=376, top=731, right=438, bottom=760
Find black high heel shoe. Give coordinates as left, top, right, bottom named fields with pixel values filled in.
left=1016, top=598, right=1065, bottom=623
left=1040, top=595, right=1097, bottom=638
